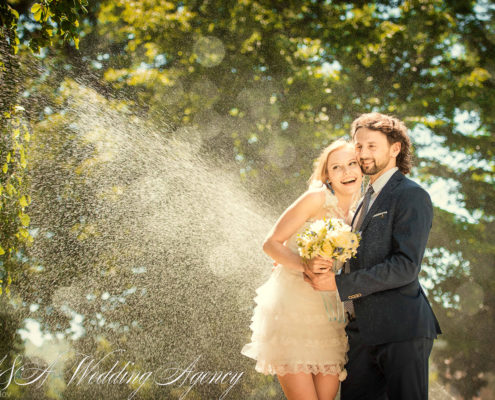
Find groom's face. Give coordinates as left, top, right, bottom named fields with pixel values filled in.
left=354, top=128, right=399, bottom=176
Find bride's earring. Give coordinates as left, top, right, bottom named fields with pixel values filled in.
left=326, top=180, right=335, bottom=195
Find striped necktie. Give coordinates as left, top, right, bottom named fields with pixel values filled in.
left=343, top=185, right=375, bottom=318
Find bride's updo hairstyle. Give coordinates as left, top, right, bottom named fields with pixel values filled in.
left=308, top=139, right=354, bottom=188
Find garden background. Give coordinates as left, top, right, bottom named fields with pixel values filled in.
left=1, top=1, right=494, bottom=399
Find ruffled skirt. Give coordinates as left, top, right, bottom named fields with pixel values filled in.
left=241, top=265, right=348, bottom=381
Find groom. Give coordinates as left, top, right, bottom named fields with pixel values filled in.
left=305, top=112, right=441, bottom=399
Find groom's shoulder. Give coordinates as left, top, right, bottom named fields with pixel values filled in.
left=395, top=174, right=432, bottom=204
left=400, top=174, right=428, bottom=192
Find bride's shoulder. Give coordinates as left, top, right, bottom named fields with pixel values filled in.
left=308, top=181, right=346, bottom=217
left=302, top=181, right=339, bottom=211
left=305, top=181, right=327, bottom=197
left=307, top=180, right=327, bottom=192
left=297, top=183, right=326, bottom=207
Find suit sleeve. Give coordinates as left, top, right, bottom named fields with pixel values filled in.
left=335, top=186, right=433, bottom=300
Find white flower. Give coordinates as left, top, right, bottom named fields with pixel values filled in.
left=309, top=219, right=326, bottom=233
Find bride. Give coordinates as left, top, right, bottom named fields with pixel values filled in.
left=241, top=139, right=363, bottom=400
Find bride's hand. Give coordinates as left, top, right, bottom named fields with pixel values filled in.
left=305, top=256, right=333, bottom=274
left=271, top=261, right=279, bottom=272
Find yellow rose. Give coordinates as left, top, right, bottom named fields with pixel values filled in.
left=318, top=239, right=334, bottom=259
left=330, top=231, right=357, bottom=250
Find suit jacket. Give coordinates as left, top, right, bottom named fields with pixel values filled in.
left=335, top=170, right=442, bottom=345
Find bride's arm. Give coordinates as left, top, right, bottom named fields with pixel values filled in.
left=262, top=189, right=332, bottom=272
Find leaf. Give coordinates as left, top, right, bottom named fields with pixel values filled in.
left=74, top=37, right=80, bottom=49
left=31, top=3, right=41, bottom=14
left=0, top=246, right=4, bottom=255
left=43, top=10, right=51, bottom=22
left=19, top=228, right=29, bottom=238
left=19, top=213, right=30, bottom=227
left=2, top=164, right=7, bottom=174
left=6, top=183, right=16, bottom=196
left=20, top=196, right=28, bottom=208
left=31, top=3, right=43, bottom=21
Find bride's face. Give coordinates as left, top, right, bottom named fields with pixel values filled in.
left=326, top=146, right=362, bottom=196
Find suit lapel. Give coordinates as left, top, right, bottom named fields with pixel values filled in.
left=360, top=170, right=404, bottom=233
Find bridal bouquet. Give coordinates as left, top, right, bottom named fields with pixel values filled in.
left=297, top=218, right=360, bottom=323
left=296, top=218, right=360, bottom=267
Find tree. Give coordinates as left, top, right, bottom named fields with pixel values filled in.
left=0, top=0, right=87, bottom=296
left=2, top=0, right=494, bottom=397
left=0, top=3, right=86, bottom=398
left=91, top=1, right=495, bottom=396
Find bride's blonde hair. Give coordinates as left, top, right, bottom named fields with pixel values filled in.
left=307, top=139, right=354, bottom=188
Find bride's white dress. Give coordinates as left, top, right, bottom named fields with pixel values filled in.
left=241, top=186, right=349, bottom=381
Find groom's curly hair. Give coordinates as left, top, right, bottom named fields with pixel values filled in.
left=350, top=113, right=413, bottom=174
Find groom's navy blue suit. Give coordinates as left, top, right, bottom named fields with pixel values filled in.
left=336, top=170, right=441, bottom=399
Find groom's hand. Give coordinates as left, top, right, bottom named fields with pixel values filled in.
left=304, top=265, right=337, bottom=291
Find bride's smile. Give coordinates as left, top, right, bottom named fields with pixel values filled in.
left=326, top=148, right=362, bottom=197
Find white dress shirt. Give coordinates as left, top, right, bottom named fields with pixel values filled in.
left=363, top=167, right=399, bottom=214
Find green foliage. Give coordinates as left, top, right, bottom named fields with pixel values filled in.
left=0, top=106, right=33, bottom=296
left=0, top=0, right=87, bottom=54
left=91, top=1, right=495, bottom=397
left=0, top=1, right=20, bottom=54
left=0, top=0, right=86, bottom=299
left=1, top=0, right=494, bottom=397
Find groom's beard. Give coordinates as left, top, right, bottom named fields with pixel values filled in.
left=359, top=158, right=388, bottom=175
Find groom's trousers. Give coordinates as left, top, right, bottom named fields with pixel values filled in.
left=341, top=319, right=433, bottom=400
